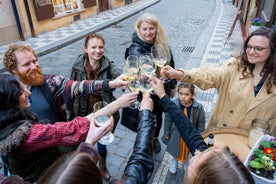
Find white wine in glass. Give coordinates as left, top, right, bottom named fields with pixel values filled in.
left=93, top=101, right=114, bottom=145
left=151, top=46, right=171, bottom=83
left=139, top=71, right=153, bottom=94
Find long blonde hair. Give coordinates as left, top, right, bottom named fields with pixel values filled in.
left=135, top=13, right=171, bottom=60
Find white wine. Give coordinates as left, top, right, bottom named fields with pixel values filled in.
left=152, top=58, right=166, bottom=68
left=94, top=115, right=110, bottom=127
left=124, top=74, right=138, bottom=82
left=126, top=67, right=139, bottom=74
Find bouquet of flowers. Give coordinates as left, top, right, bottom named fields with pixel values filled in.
left=245, top=135, right=276, bottom=184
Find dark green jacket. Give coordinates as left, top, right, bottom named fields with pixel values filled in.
left=70, top=54, right=122, bottom=128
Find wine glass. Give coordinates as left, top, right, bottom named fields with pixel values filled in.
left=93, top=101, right=114, bottom=145
left=138, top=70, right=154, bottom=94
left=123, top=56, right=140, bottom=108
left=139, top=53, right=156, bottom=76
left=151, top=46, right=171, bottom=83
left=123, top=55, right=139, bottom=93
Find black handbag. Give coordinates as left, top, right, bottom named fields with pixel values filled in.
left=120, top=106, right=139, bottom=132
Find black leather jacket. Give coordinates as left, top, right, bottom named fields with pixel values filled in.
left=122, top=109, right=155, bottom=184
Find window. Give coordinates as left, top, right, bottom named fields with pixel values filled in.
left=52, top=0, right=81, bottom=15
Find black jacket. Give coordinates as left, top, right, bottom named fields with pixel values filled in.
left=125, top=32, right=177, bottom=95
left=122, top=109, right=155, bottom=184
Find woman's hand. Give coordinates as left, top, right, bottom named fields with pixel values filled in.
left=151, top=77, right=166, bottom=99
left=140, top=93, right=153, bottom=111
left=161, top=65, right=183, bottom=80
left=85, top=115, right=114, bottom=145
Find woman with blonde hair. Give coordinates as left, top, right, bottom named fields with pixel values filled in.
left=125, top=13, right=177, bottom=153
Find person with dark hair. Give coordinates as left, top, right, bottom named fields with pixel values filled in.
left=125, top=13, right=177, bottom=153
left=0, top=73, right=137, bottom=182
left=163, top=82, right=206, bottom=174
left=37, top=93, right=155, bottom=184
left=161, top=27, right=276, bottom=135
left=3, top=44, right=128, bottom=123
left=70, top=33, right=122, bottom=181
left=151, top=77, right=255, bottom=184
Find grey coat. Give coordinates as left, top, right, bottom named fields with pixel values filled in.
left=162, top=98, right=206, bottom=158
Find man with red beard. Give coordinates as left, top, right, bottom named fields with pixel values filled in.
left=3, top=44, right=128, bottom=123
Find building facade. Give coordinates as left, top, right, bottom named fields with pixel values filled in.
left=0, top=0, right=136, bottom=46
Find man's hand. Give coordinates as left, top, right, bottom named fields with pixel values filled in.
left=108, top=74, right=130, bottom=89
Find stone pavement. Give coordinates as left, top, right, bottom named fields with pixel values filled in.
left=0, top=0, right=243, bottom=183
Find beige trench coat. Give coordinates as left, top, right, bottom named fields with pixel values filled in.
left=178, top=57, right=276, bottom=136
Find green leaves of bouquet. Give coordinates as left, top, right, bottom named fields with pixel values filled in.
left=249, top=139, right=276, bottom=173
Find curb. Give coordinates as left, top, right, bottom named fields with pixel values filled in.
left=36, top=0, right=160, bottom=57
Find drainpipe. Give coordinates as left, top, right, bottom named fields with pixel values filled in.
left=23, top=0, right=36, bottom=37
left=11, top=0, right=25, bottom=41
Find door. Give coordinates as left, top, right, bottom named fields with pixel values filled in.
left=99, top=0, right=109, bottom=12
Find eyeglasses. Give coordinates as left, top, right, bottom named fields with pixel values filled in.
left=245, top=44, right=270, bottom=53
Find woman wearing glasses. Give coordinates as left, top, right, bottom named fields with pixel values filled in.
left=160, top=27, right=276, bottom=136
left=151, top=77, right=255, bottom=184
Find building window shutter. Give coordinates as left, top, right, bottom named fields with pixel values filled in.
left=33, top=0, right=55, bottom=21
left=83, top=0, right=96, bottom=8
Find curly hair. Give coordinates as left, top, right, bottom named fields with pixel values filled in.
left=3, top=44, right=38, bottom=72
left=240, top=27, right=276, bottom=94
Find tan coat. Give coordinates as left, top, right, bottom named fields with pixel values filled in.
left=178, top=57, right=276, bottom=136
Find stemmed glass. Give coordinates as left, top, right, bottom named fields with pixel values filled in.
left=122, top=55, right=139, bottom=93
left=151, top=46, right=171, bottom=83
left=123, top=55, right=140, bottom=108
left=93, top=101, right=114, bottom=145
left=138, top=54, right=156, bottom=94
left=139, top=53, right=156, bottom=77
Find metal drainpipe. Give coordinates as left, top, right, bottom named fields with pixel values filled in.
left=11, top=0, right=25, bottom=41
left=23, top=0, right=36, bottom=37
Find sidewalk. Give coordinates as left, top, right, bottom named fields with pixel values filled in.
left=153, top=0, right=243, bottom=183
left=0, top=0, right=243, bottom=183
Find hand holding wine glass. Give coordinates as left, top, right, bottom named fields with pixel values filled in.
left=93, top=101, right=114, bottom=145
left=151, top=46, right=171, bottom=83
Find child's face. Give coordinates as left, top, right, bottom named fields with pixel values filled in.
left=178, top=87, right=194, bottom=106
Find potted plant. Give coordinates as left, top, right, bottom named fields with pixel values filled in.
left=245, top=135, right=276, bottom=184
left=250, top=17, right=262, bottom=33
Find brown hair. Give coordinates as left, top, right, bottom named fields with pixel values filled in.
left=3, top=44, right=38, bottom=72
left=177, top=82, right=195, bottom=96
left=240, top=27, right=276, bottom=94
left=84, top=33, right=105, bottom=48
left=184, top=147, right=254, bottom=184
left=38, top=152, right=102, bottom=184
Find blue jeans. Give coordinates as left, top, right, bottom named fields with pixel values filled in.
left=97, top=142, right=107, bottom=156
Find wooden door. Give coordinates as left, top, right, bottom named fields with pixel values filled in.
left=99, top=0, right=109, bottom=12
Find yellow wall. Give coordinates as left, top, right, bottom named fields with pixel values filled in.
left=28, top=0, right=97, bottom=36
left=0, top=0, right=139, bottom=46
left=112, top=0, right=125, bottom=8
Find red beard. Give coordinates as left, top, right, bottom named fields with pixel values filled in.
left=17, top=66, right=44, bottom=86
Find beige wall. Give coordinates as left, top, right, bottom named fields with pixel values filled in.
left=0, top=1, right=27, bottom=45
